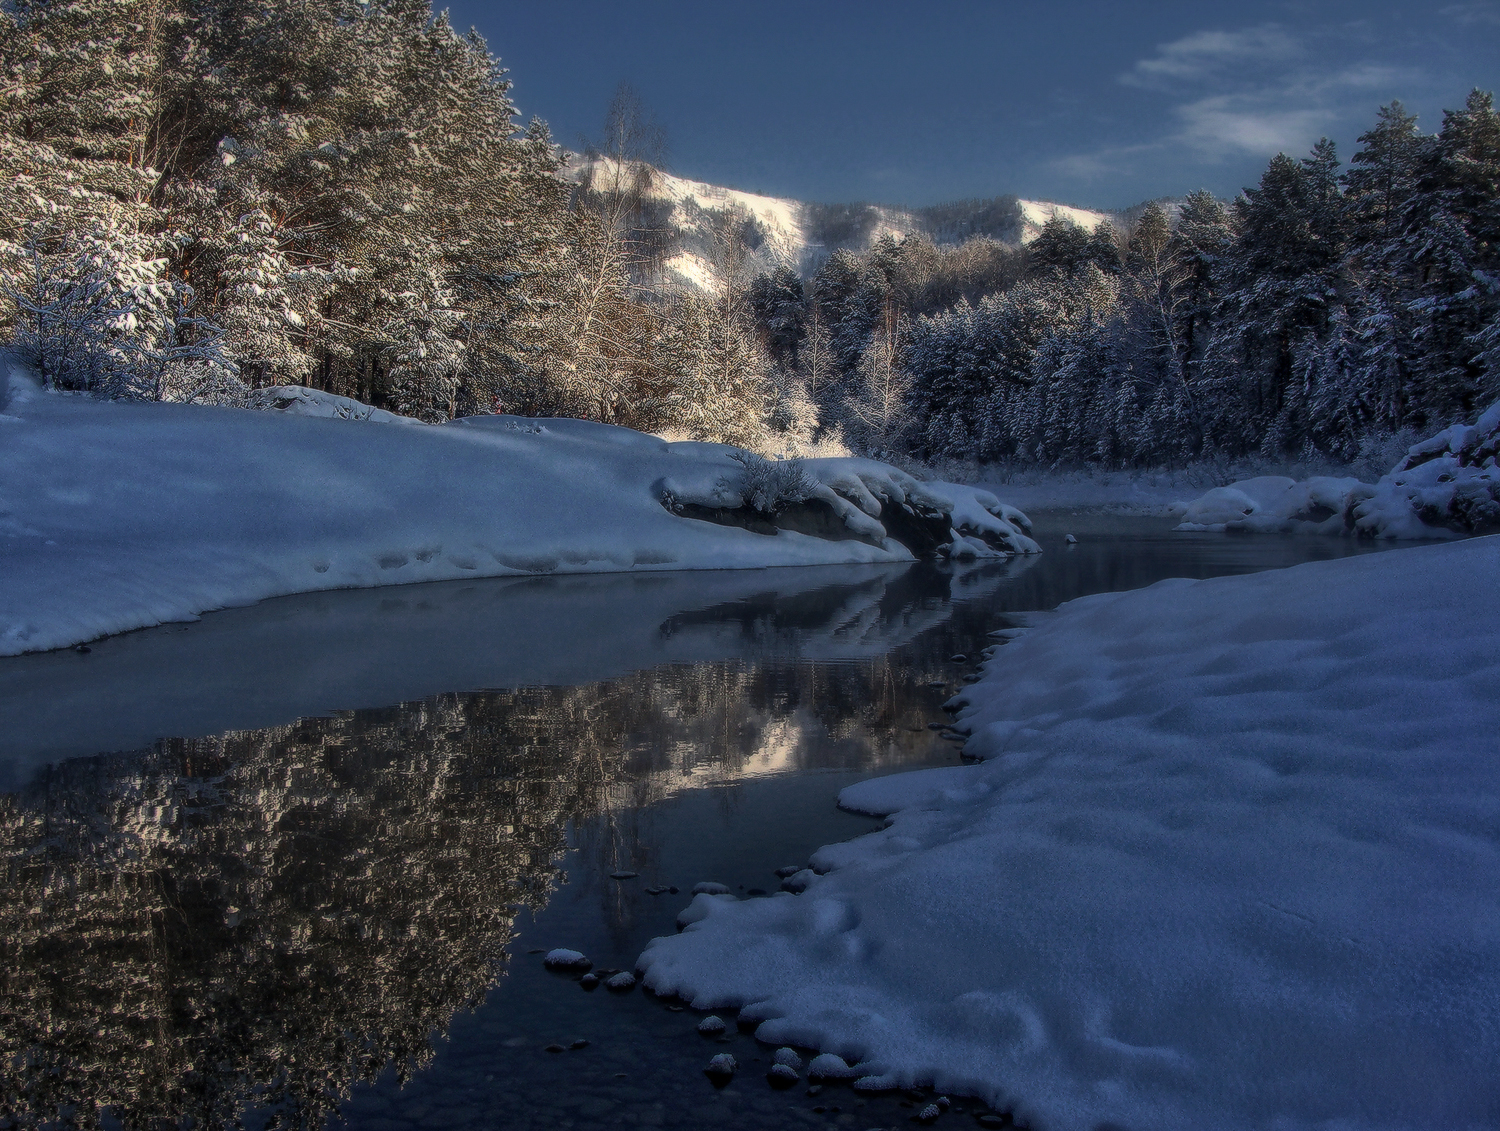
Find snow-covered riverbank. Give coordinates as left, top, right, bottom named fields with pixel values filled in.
left=1174, top=401, right=1500, bottom=539
left=638, top=536, right=1500, bottom=1131
left=0, top=366, right=1035, bottom=656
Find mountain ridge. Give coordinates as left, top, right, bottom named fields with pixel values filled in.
left=563, top=154, right=1119, bottom=293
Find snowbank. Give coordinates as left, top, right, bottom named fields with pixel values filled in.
left=637, top=537, right=1500, bottom=1130
left=0, top=365, right=1035, bottom=656
left=1175, top=401, right=1500, bottom=539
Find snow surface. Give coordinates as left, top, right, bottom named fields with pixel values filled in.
left=638, top=537, right=1500, bottom=1130
left=1016, top=199, right=1112, bottom=242
left=1175, top=401, right=1500, bottom=539
left=0, top=362, right=1034, bottom=656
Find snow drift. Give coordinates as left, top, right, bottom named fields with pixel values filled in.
left=637, top=537, right=1500, bottom=1131
left=0, top=364, right=1035, bottom=656
left=1175, top=400, right=1500, bottom=538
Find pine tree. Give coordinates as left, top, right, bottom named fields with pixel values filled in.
left=1206, top=143, right=1349, bottom=454
left=1027, top=215, right=1092, bottom=276
left=1393, top=90, right=1500, bottom=422
left=748, top=265, right=805, bottom=373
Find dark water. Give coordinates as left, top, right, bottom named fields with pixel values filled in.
left=0, top=520, right=1393, bottom=1130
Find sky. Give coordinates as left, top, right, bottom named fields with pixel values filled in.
left=443, top=0, right=1500, bottom=210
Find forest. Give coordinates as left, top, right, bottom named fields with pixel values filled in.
left=3, top=0, right=1498, bottom=466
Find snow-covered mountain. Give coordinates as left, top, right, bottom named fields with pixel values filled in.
left=563, top=155, right=1114, bottom=293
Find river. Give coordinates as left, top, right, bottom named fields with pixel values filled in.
left=0, top=515, right=1392, bottom=1130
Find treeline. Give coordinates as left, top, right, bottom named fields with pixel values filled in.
left=6, top=1, right=1497, bottom=465
left=0, top=0, right=773, bottom=441
left=748, top=96, right=1500, bottom=465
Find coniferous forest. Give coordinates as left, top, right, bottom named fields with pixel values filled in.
left=3, top=0, right=1498, bottom=464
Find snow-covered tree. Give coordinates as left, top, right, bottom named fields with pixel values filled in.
left=843, top=299, right=910, bottom=451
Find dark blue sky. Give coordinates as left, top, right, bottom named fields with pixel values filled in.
left=444, top=1, right=1500, bottom=210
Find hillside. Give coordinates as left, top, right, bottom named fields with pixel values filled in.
left=563, top=154, right=1114, bottom=292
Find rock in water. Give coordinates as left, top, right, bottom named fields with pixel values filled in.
left=692, top=881, right=731, bottom=895
left=604, top=971, right=636, bottom=991
left=696, top=1015, right=727, bottom=1035
left=917, top=1102, right=941, bottom=1122
left=1065, top=533, right=1077, bottom=544
left=774, top=865, right=802, bottom=878
left=766, top=1063, right=799, bottom=1088
left=773, top=1047, right=803, bottom=1069
left=779, top=869, right=814, bottom=894
left=578, top=973, right=599, bottom=990
left=542, top=948, right=590, bottom=971
left=609, top=870, right=638, bottom=879
left=807, top=1053, right=857, bottom=1079
left=704, top=1053, right=737, bottom=1085
left=852, top=1074, right=900, bottom=1092
left=949, top=653, right=968, bottom=663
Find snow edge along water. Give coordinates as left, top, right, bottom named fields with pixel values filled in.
left=635, top=537, right=1500, bottom=1131
left=0, top=361, right=1037, bottom=656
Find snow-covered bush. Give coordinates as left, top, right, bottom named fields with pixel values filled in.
left=729, top=451, right=816, bottom=515
left=7, top=229, right=243, bottom=405
left=247, top=385, right=418, bottom=424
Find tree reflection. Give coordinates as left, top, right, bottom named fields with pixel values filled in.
left=1, top=643, right=963, bottom=1131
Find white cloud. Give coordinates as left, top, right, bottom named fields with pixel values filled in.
left=1168, top=64, right=1419, bottom=158
left=1051, top=24, right=1434, bottom=181
left=1172, top=97, right=1335, bottom=157
left=1124, top=25, right=1302, bottom=88
left=1440, top=2, right=1500, bottom=27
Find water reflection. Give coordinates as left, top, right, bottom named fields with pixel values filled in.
left=1, top=562, right=1026, bottom=1131
left=0, top=529, right=1394, bottom=1130
left=0, top=561, right=1028, bottom=783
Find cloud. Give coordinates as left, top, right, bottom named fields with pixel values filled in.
left=1051, top=23, right=1433, bottom=182
left=1440, top=2, right=1500, bottom=27
left=1172, top=97, right=1335, bottom=157
left=1124, top=25, right=1302, bottom=88
left=1168, top=64, right=1419, bottom=158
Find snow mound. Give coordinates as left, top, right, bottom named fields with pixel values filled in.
left=542, top=949, right=590, bottom=971
left=637, top=537, right=1500, bottom=1130
left=806, top=1053, right=859, bottom=1079
left=1174, top=401, right=1500, bottom=538
left=0, top=360, right=1034, bottom=656
left=246, top=384, right=418, bottom=425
